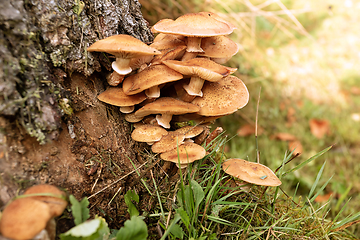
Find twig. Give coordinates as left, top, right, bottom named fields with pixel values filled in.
left=255, top=87, right=261, bottom=163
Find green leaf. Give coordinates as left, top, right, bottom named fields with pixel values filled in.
left=69, top=195, right=90, bottom=225
left=176, top=207, right=190, bottom=228
left=60, top=217, right=110, bottom=240
left=116, top=216, right=148, bottom=240
left=169, top=223, right=184, bottom=239
left=124, top=190, right=139, bottom=217
left=190, top=179, right=205, bottom=212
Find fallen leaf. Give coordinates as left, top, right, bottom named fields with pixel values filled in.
left=271, top=132, right=297, bottom=141
left=288, top=140, right=303, bottom=155
left=237, top=124, right=263, bottom=137
left=350, top=86, right=360, bottom=95
left=314, top=192, right=334, bottom=203
left=309, top=119, right=330, bottom=139
left=286, top=107, right=296, bottom=127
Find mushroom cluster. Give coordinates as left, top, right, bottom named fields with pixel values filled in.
left=0, top=184, right=67, bottom=240
left=88, top=12, right=249, bottom=167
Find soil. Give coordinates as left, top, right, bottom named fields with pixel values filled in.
left=0, top=72, right=179, bottom=237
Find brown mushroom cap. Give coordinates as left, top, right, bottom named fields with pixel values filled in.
left=160, top=142, right=206, bottom=164
left=152, top=12, right=235, bottom=53
left=131, top=124, right=168, bottom=143
left=0, top=198, right=52, bottom=240
left=134, top=97, right=200, bottom=128
left=191, top=75, right=249, bottom=116
left=23, top=184, right=67, bottom=218
left=151, top=132, right=186, bottom=153
left=150, top=45, right=187, bottom=65
left=122, top=65, right=183, bottom=98
left=199, top=35, right=239, bottom=64
left=87, top=34, right=161, bottom=75
left=222, top=159, right=281, bottom=186
left=151, top=33, right=186, bottom=51
left=97, top=87, right=147, bottom=113
left=174, top=125, right=204, bottom=138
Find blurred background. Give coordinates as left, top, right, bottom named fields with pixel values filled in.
left=140, top=0, right=360, bottom=234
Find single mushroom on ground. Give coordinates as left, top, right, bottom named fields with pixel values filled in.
left=122, top=64, right=183, bottom=98
left=134, top=97, right=200, bottom=128
left=87, top=34, right=161, bottom=76
left=191, top=75, right=249, bottom=116
left=151, top=12, right=235, bottom=54
left=131, top=124, right=168, bottom=145
left=163, top=58, right=235, bottom=97
left=97, top=87, right=147, bottom=113
left=222, top=159, right=282, bottom=186
left=160, top=142, right=206, bottom=166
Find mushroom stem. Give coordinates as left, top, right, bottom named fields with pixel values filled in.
left=186, top=37, right=204, bottom=53
left=156, top=113, right=173, bottom=128
left=183, top=76, right=205, bottom=97
left=181, top=51, right=198, bottom=61
left=112, top=58, right=132, bottom=75
left=107, top=71, right=125, bottom=86
left=145, top=86, right=161, bottom=98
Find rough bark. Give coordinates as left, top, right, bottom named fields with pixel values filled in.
left=0, top=0, right=155, bottom=231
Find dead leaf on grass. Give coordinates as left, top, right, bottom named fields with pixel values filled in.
left=237, top=124, right=263, bottom=137
left=271, top=132, right=297, bottom=141
left=286, top=107, right=296, bottom=127
left=314, top=192, right=334, bottom=203
left=309, top=119, right=330, bottom=139
left=288, top=140, right=303, bottom=155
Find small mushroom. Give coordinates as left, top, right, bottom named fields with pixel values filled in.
left=87, top=34, right=161, bottom=75
left=0, top=198, right=52, bottom=240
left=163, top=58, right=234, bottom=97
left=134, top=97, right=200, bottom=128
left=222, top=159, right=282, bottom=186
left=191, top=75, right=249, bottom=116
left=160, top=142, right=206, bottom=165
left=122, top=65, right=183, bottom=98
left=131, top=124, right=168, bottom=145
left=151, top=132, right=186, bottom=153
left=174, top=125, right=204, bottom=139
left=97, top=87, right=147, bottom=113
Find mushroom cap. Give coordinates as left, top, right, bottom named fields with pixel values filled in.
left=151, top=33, right=186, bottom=51
left=87, top=34, right=161, bottom=58
left=151, top=12, right=235, bottom=37
left=151, top=132, right=186, bottom=153
left=125, top=112, right=144, bottom=123
left=174, top=125, right=204, bottom=138
left=134, top=97, right=200, bottom=118
left=122, top=65, right=183, bottom=95
left=97, top=87, right=147, bottom=107
left=222, top=159, right=282, bottom=186
left=0, top=198, right=52, bottom=240
left=131, top=124, right=168, bottom=143
left=160, top=142, right=206, bottom=164
left=198, top=35, right=239, bottom=60
left=150, top=45, right=187, bottom=65
left=191, top=75, right=249, bottom=116
left=23, top=184, right=67, bottom=218
left=163, top=58, right=232, bottom=82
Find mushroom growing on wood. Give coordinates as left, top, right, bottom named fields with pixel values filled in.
left=199, top=35, right=240, bottom=64
left=163, top=58, right=234, bottom=97
left=160, top=142, right=206, bottom=165
left=122, top=65, right=183, bottom=98
left=97, top=87, right=147, bottom=113
left=87, top=34, right=161, bottom=75
left=191, top=75, right=249, bottom=116
left=131, top=124, right=168, bottom=145
left=222, top=159, right=282, bottom=186
left=134, top=97, right=200, bottom=128
left=151, top=132, right=186, bottom=153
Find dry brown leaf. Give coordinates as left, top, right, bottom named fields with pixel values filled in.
left=288, top=140, right=303, bottom=155
left=237, top=124, right=263, bottom=137
left=350, top=86, right=360, bottom=95
left=286, top=107, right=296, bottom=127
left=314, top=192, right=334, bottom=203
left=309, top=119, right=330, bottom=139
left=271, top=132, right=297, bottom=141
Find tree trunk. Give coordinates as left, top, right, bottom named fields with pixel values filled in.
left=0, top=0, right=154, bottom=231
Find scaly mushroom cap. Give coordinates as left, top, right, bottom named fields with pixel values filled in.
left=151, top=132, right=186, bottom=153
left=0, top=198, right=52, bottom=240
left=199, top=35, right=239, bottom=63
left=97, top=87, right=147, bottom=111
left=151, top=33, right=186, bottom=51
left=87, top=34, right=161, bottom=75
left=151, top=12, right=235, bottom=37
left=191, top=75, right=249, bottom=116
left=160, top=142, right=206, bottom=164
left=23, top=184, right=67, bottom=218
left=122, top=65, right=183, bottom=97
left=222, top=159, right=282, bottom=186
left=174, top=125, right=204, bottom=138
left=131, top=124, right=168, bottom=143
left=163, top=58, right=232, bottom=82
left=134, top=97, right=200, bottom=128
